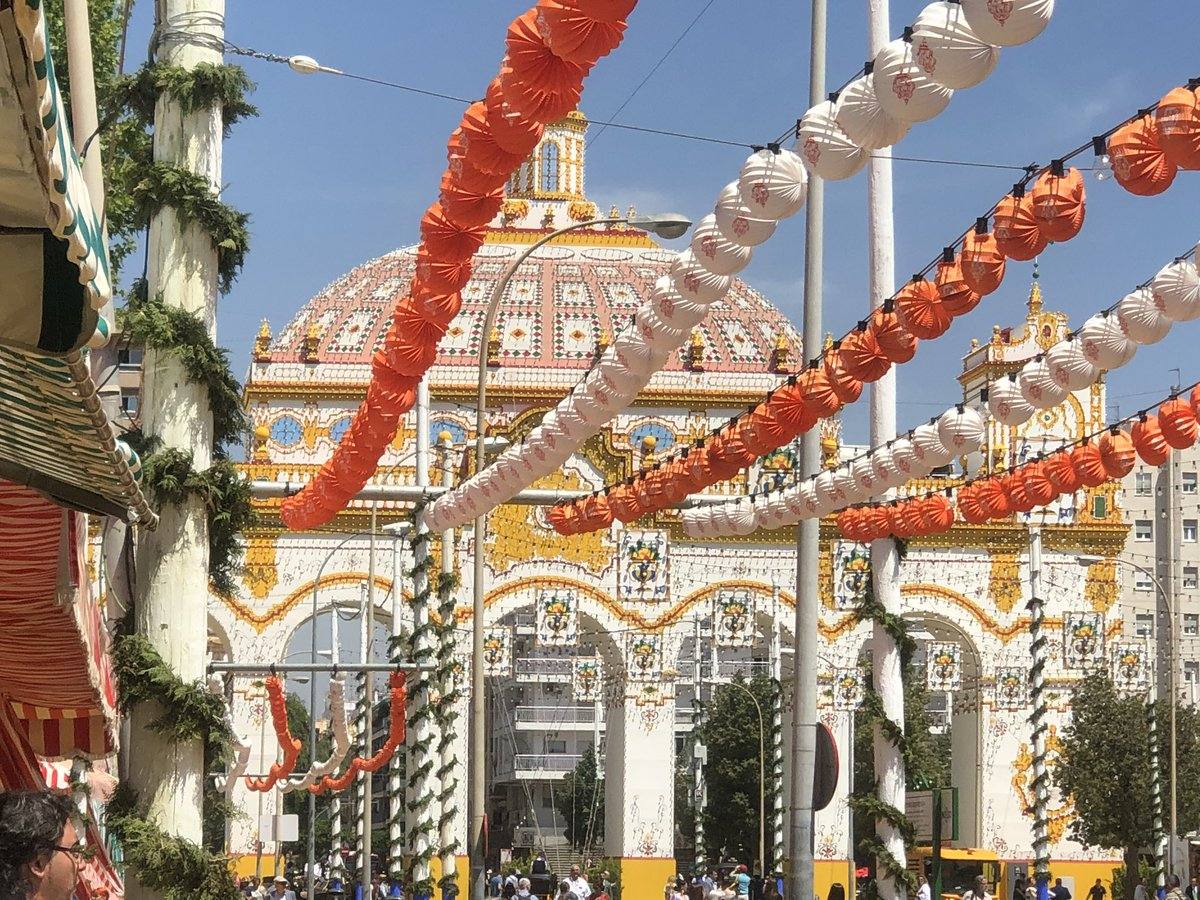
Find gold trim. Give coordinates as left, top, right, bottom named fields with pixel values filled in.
left=482, top=228, right=655, bottom=248
left=215, top=572, right=404, bottom=634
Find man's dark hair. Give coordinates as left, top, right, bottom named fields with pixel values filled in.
left=0, top=791, right=75, bottom=898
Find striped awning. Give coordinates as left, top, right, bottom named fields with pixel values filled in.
left=0, top=481, right=119, bottom=759
left=0, top=0, right=112, bottom=355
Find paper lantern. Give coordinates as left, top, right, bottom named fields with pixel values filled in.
left=938, top=406, right=986, bottom=458
left=711, top=427, right=755, bottom=469
left=1107, top=115, right=1178, bottom=197
left=1156, top=85, right=1200, bottom=170
left=714, top=181, right=778, bottom=248
left=912, top=1, right=1000, bottom=90
left=871, top=447, right=905, bottom=492
left=960, top=0, right=1054, bottom=46
left=872, top=38, right=954, bottom=125
left=889, top=437, right=922, bottom=480
left=851, top=456, right=881, bottom=498
left=834, top=465, right=869, bottom=504
left=1045, top=337, right=1099, bottom=392
left=381, top=302, right=447, bottom=376
left=834, top=74, right=911, bottom=150
left=1043, top=450, right=1081, bottom=494
left=925, top=494, right=956, bottom=532
left=795, top=100, right=868, bottom=181
left=976, top=477, right=1011, bottom=518
left=795, top=480, right=823, bottom=519
left=1023, top=461, right=1058, bottom=507
left=869, top=307, right=919, bottom=364
left=458, top=102, right=526, bottom=178
left=582, top=493, right=614, bottom=530
left=414, top=250, right=474, bottom=295
left=1098, top=429, right=1136, bottom=479
left=893, top=501, right=920, bottom=539
left=634, top=305, right=687, bottom=354
left=959, top=230, right=1006, bottom=296
left=864, top=506, right=894, bottom=541
left=505, top=10, right=588, bottom=95
left=988, top=375, right=1035, bottom=427
left=992, top=193, right=1047, bottom=261
left=670, top=249, right=733, bottom=305
left=913, top=421, right=955, bottom=467
left=1151, top=258, right=1200, bottom=322
left=798, top=366, right=841, bottom=419
left=607, top=484, right=642, bottom=524
left=1132, top=415, right=1171, bottom=467
left=690, top=214, right=753, bottom=276
left=1077, top=312, right=1137, bottom=370
left=439, top=170, right=505, bottom=230
left=499, top=58, right=583, bottom=125
left=1116, top=287, right=1172, bottom=345
left=1006, top=469, right=1037, bottom=514
left=484, top=78, right=544, bottom=157
left=1193, top=385, right=1200, bottom=420
left=1158, top=397, right=1198, bottom=449
left=535, top=0, right=627, bottom=65
left=596, top=346, right=644, bottom=396
left=815, top=469, right=848, bottom=511
left=957, top=484, right=988, bottom=524
left=614, top=321, right=668, bottom=376
left=895, top=278, right=951, bottom=340
left=738, top=148, right=809, bottom=221
left=649, top=274, right=709, bottom=331
left=420, top=202, right=488, bottom=262
left=767, top=379, right=819, bottom=438
left=446, top=129, right=511, bottom=193
left=570, top=382, right=616, bottom=429
left=935, top=258, right=981, bottom=317
left=837, top=508, right=862, bottom=540
left=681, top=507, right=705, bottom=539
left=1030, top=167, right=1086, bottom=244
left=724, top=498, right=756, bottom=536
left=824, top=349, right=863, bottom=404
left=685, top=443, right=713, bottom=488
left=1071, top=442, right=1108, bottom=488
left=1018, top=358, right=1069, bottom=410
left=740, top=406, right=788, bottom=457
left=840, top=327, right=892, bottom=383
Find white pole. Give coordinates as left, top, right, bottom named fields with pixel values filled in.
left=866, top=3, right=906, bottom=898
left=770, top=610, right=784, bottom=876
left=1027, top=528, right=1050, bottom=900
left=388, top=522, right=406, bottom=887
left=693, top=616, right=706, bottom=873
left=127, top=6, right=223, bottom=897
left=363, top=504, right=378, bottom=898
left=331, top=608, right=346, bottom=890
left=437, top=433, right=461, bottom=897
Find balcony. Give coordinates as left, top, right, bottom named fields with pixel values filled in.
left=495, top=753, right=582, bottom=781
left=513, top=705, right=598, bottom=730
left=512, top=657, right=573, bottom=682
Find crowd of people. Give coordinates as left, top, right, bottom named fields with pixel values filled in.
left=485, top=861, right=612, bottom=900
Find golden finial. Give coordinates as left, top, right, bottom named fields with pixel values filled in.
left=437, top=429, right=454, bottom=446
left=627, top=203, right=638, bottom=220
left=769, top=331, right=791, bottom=373
left=253, top=319, right=272, bottom=362
left=970, top=337, right=980, bottom=350
left=596, top=329, right=611, bottom=355
left=300, top=319, right=321, bottom=362
left=1028, top=260, right=1043, bottom=315
left=685, top=329, right=705, bottom=371
left=822, top=332, right=835, bottom=351
left=640, top=434, right=657, bottom=463
left=252, top=423, right=270, bottom=461
left=819, top=417, right=841, bottom=469
left=991, top=324, right=1003, bottom=346
left=487, top=326, right=502, bottom=367
left=607, top=204, right=620, bottom=230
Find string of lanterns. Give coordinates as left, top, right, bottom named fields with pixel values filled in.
left=309, top=671, right=408, bottom=795
left=675, top=242, right=1198, bottom=541
left=548, top=77, right=1200, bottom=537
left=279, top=0, right=640, bottom=531
left=245, top=676, right=302, bottom=792
left=429, top=0, right=1060, bottom=533
left=279, top=678, right=351, bottom=794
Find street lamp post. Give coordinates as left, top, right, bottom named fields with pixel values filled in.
left=724, top=680, right=766, bottom=881
left=468, top=213, right=691, bottom=900
left=1077, top=554, right=1178, bottom=885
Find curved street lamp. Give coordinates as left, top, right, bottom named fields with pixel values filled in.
left=468, top=213, right=692, bottom=900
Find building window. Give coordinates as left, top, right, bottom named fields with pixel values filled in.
left=117, top=346, right=144, bottom=369
left=1135, top=612, right=1155, bottom=636
left=1134, top=571, right=1153, bottom=592
left=1184, top=472, right=1198, bottom=495
left=1135, top=519, right=1153, bottom=542
left=1185, top=613, right=1199, bottom=636
left=1186, top=520, right=1199, bottom=542
left=1186, top=570, right=1199, bottom=592
left=1185, top=661, right=1200, bottom=685
left=119, top=391, right=139, bottom=415
left=1136, top=471, right=1153, bottom=496
left=270, top=415, right=303, bottom=448
left=545, top=738, right=566, bottom=754
left=541, top=142, right=560, bottom=192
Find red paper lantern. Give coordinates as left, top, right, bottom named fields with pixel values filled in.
left=1071, top=442, right=1108, bottom=488
left=924, top=494, right=955, bottom=532
left=767, top=380, right=819, bottom=438
left=458, top=102, right=526, bottom=177
left=484, top=78, right=545, bottom=157
left=1098, top=429, right=1137, bottom=479
left=840, top=326, right=892, bottom=383
left=1030, top=167, right=1086, bottom=243
left=798, top=366, right=842, bottom=419
left=1022, top=461, right=1058, bottom=507
left=1006, top=470, right=1036, bottom=514
left=869, top=307, right=919, bottom=363
left=959, top=230, right=1007, bottom=296
left=1043, top=451, right=1082, bottom=495
left=415, top=249, right=474, bottom=295
left=439, top=170, right=505, bottom=230
left=1158, top=397, right=1198, bottom=449
left=1156, top=85, right=1200, bottom=171
left=1132, top=415, right=1171, bottom=467
left=419, top=202, right=488, bottom=262
left=993, top=193, right=1048, bottom=260
left=381, top=300, right=447, bottom=376
left=1108, top=114, right=1178, bottom=197
left=977, top=477, right=1012, bottom=519
left=535, top=0, right=628, bottom=65
left=824, top=348, right=864, bottom=404
left=957, top=485, right=989, bottom=524
left=934, top=258, right=981, bottom=317
left=740, top=405, right=789, bottom=456
left=895, top=278, right=951, bottom=340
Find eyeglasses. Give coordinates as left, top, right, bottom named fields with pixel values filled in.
left=53, top=844, right=95, bottom=861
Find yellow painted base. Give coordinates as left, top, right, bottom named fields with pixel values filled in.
left=815, top=859, right=854, bottom=900
left=1039, top=859, right=1122, bottom=897
left=430, top=856, right=470, bottom=895
left=619, top=858, right=677, bottom=900
left=228, top=854, right=287, bottom=881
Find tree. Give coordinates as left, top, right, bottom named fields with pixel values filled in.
left=698, top=675, right=779, bottom=868
left=281, top=692, right=334, bottom=868
left=556, top=745, right=604, bottom=850
left=1055, top=673, right=1200, bottom=900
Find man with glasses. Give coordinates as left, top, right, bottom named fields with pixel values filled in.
left=0, top=790, right=86, bottom=900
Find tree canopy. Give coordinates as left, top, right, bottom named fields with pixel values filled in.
left=556, top=745, right=604, bottom=851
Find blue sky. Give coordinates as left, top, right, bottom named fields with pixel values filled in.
left=127, top=2, right=1197, bottom=444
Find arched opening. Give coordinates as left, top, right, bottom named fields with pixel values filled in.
left=541, top=142, right=560, bottom=193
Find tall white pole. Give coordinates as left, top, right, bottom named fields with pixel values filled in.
left=789, top=2, right=825, bottom=899
left=127, top=6, right=223, bottom=897
left=389, top=528, right=406, bottom=888
left=693, top=616, right=706, bottom=873
left=363, top=505, right=378, bottom=897
left=1163, top=450, right=1180, bottom=878
left=437, top=433, right=461, bottom=898
left=331, top=606, right=346, bottom=890
left=866, top=3, right=906, bottom=898
left=1027, top=528, right=1050, bottom=900
left=770, top=610, right=785, bottom=876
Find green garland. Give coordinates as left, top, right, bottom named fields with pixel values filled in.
left=113, top=62, right=257, bottom=134
left=131, top=163, right=250, bottom=294
left=433, top=566, right=462, bottom=893
left=851, top=549, right=917, bottom=895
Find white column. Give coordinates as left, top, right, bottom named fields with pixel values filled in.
left=127, top=6, right=224, bottom=898
left=604, top=681, right=676, bottom=861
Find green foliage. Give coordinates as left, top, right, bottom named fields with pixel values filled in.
left=131, top=163, right=250, bottom=293
left=111, top=632, right=232, bottom=761
left=555, top=744, right=605, bottom=850
left=697, top=675, right=779, bottom=867
left=675, top=750, right=695, bottom=864
left=113, top=62, right=257, bottom=132
left=280, top=693, right=334, bottom=865
left=1056, top=672, right=1200, bottom=898
left=106, top=784, right=239, bottom=900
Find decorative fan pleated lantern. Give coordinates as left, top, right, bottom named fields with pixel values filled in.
left=872, top=38, right=955, bottom=124
left=960, top=0, right=1054, bottom=47
left=1077, top=312, right=1137, bottom=370
left=834, top=74, right=911, bottom=150
left=738, top=148, right=809, bottom=221
left=895, top=278, right=951, bottom=339
left=1045, top=337, right=1098, bottom=392
left=1117, top=287, right=1172, bottom=345
left=1030, top=167, right=1086, bottom=243
left=992, top=193, right=1047, bottom=261
left=1155, top=85, right=1200, bottom=171
left=689, top=214, right=753, bottom=276
left=1151, top=258, right=1200, bottom=322
left=988, top=375, right=1035, bottom=427
left=796, top=100, right=868, bottom=181
left=1107, top=115, right=1178, bottom=197
left=714, top=181, right=778, bottom=247
left=1018, top=357, right=1069, bottom=410
left=911, top=1, right=1000, bottom=90
left=936, top=405, right=986, bottom=456
left=958, top=229, right=1007, bottom=296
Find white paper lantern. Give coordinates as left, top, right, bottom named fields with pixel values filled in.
left=813, top=471, right=843, bottom=514
left=570, top=382, right=617, bottom=429
left=737, top=148, right=809, bottom=221
left=760, top=493, right=796, bottom=530
left=870, top=447, right=904, bottom=492
left=670, top=249, right=733, bottom=306
left=783, top=484, right=810, bottom=519
left=1152, top=258, right=1200, bottom=322
left=834, top=465, right=868, bottom=504
left=1046, top=337, right=1099, bottom=392
left=682, top=507, right=706, bottom=538
left=650, top=276, right=710, bottom=330
left=936, top=405, right=986, bottom=454
left=987, top=375, right=1035, bottom=426
left=911, top=1, right=1000, bottom=90
left=635, top=305, right=688, bottom=354
left=1018, top=358, right=1069, bottom=409
left=795, top=100, right=868, bottom=181
left=851, top=456, right=881, bottom=497
left=729, top=498, right=759, bottom=536
left=834, top=74, right=911, bottom=150
left=889, top=437, right=922, bottom=480
left=714, top=181, right=778, bottom=247
left=1117, top=287, right=1172, bottom=346
left=595, top=346, right=645, bottom=397
left=872, top=38, right=954, bottom=124
left=913, top=421, right=955, bottom=467
left=615, top=322, right=669, bottom=375
left=961, top=0, right=1054, bottom=47
left=1077, top=312, right=1137, bottom=370
left=689, top=214, right=753, bottom=276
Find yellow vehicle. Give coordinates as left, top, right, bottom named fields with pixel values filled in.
left=908, top=847, right=1014, bottom=900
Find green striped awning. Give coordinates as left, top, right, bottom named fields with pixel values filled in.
left=1, top=0, right=112, bottom=355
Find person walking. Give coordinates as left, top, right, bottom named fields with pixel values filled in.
left=734, top=867, right=751, bottom=900
left=1134, top=879, right=1149, bottom=900
left=1185, top=878, right=1200, bottom=900
left=1166, top=877, right=1185, bottom=900
left=556, top=880, right=575, bottom=900
left=1087, top=879, right=1106, bottom=900
left=533, top=855, right=549, bottom=877
left=917, top=872, right=931, bottom=900
left=1050, top=879, right=1071, bottom=900
left=0, top=790, right=85, bottom=900
left=566, top=866, right=591, bottom=900
left=963, top=875, right=993, bottom=900
left=518, top=878, right=539, bottom=900
left=269, top=875, right=299, bottom=900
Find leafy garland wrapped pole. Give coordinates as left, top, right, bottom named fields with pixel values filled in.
left=770, top=609, right=785, bottom=876
left=388, top=527, right=410, bottom=892
left=352, top=585, right=370, bottom=890
left=1026, top=528, right=1051, bottom=900
left=1150, top=694, right=1166, bottom=898
left=329, top=603, right=348, bottom=892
